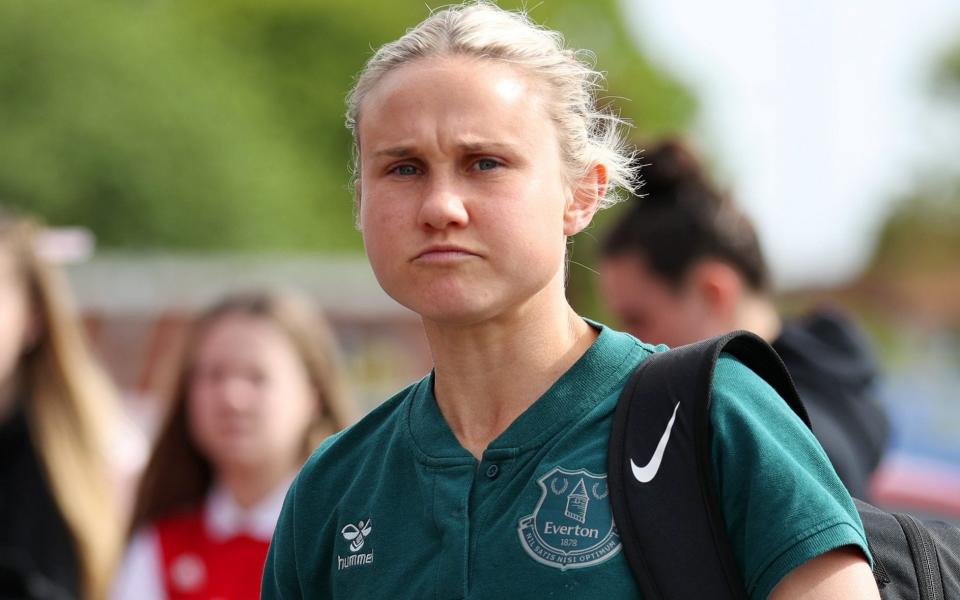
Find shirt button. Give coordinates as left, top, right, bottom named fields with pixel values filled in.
left=485, top=464, right=499, bottom=479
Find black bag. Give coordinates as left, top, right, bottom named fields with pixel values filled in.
left=607, top=330, right=960, bottom=600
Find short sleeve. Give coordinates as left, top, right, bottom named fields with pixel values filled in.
left=709, top=354, right=871, bottom=600
left=111, top=527, right=165, bottom=600
left=261, top=473, right=303, bottom=600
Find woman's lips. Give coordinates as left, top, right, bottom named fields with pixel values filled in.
left=414, top=245, right=480, bottom=262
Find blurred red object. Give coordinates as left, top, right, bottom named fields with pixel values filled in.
left=870, top=453, right=960, bottom=518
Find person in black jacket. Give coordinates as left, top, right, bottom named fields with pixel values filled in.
left=0, top=213, right=121, bottom=599
left=598, top=138, right=889, bottom=499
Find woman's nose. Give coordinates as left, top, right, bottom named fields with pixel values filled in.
left=417, top=174, right=469, bottom=230
left=213, top=376, right=256, bottom=411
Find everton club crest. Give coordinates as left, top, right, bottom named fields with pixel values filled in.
left=517, top=466, right=621, bottom=570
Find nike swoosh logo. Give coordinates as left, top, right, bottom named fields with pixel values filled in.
left=630, top=401, right=681, bottom=483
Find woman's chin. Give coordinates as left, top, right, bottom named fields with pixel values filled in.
left=207, top=442, right=265, bottom=471
left=396, top=280, right=553, bottom=329
left=389, top=285, right=495, bottom=324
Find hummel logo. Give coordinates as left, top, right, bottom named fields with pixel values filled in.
left=630, top=402, right=680, bottom=483
left=337, top=519, right=374, bottom=571
left=341, top=519, right=372, bottom=552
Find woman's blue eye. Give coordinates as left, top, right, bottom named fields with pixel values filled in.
left=394, top=164, right=418, bottom=176
left=476, top=158, right=500, bottom=171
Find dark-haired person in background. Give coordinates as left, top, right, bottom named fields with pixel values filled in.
left=599, top=138, right=890, bottom=500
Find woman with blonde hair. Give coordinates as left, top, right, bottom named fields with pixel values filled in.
left=113, top=290, right=356, bottom=600
left=0, top=213, right=121, bottom=599
left=263, top=2, right=879, bottom=599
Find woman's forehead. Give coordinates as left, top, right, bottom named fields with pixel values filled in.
left=196, top=314, right=281, bottom=354
left=357, top=56, right=554, bottom=154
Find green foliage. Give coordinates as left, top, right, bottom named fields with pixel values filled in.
left=933, top=38, right=960, bottom=99
left=869, top=32, right=960, bottom=275
left=0, top=0, right=342, bottom=249
left=872, top=183, right=960, bottom=273
left=1, top=0, right=693, bottom=251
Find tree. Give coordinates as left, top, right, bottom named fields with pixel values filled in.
left=852, top=37, right=960, bottom=328
left=0, top=0, right=333, bottom=249
left=871, top=36, right=960, bottom=276
left=1, top=0, right=693, bottom=252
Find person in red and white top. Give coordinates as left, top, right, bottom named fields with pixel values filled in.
left=112, top=290, right=357, bottom=600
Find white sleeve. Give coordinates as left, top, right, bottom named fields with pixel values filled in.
left=111, top=527, right=166, bottom=600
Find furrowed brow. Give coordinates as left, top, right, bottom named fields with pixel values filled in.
left=370, top=141, right=519, bottom=158
left=372, top=146, right=416, bottom=159
left=457, top=141, right=517, bottom=153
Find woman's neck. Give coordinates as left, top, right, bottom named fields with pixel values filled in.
left=218, top=460, right=296, bottom=510
left=424, top=283, right=597, bottom=459
left=736, top=293, right=783, bottom=343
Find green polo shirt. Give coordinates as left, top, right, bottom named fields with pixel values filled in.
left=262, top=323, right=869, bottom=599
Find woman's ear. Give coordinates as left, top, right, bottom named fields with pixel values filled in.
left=687, top=259, right=743, bottom=323
left=563, top=163, right=608, bottom=236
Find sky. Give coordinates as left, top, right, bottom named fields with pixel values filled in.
left=621, top=0, right=960, bottom=289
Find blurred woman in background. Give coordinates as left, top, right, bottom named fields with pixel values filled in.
left=0, top=213, right=121, bottom=599
left=113, top=290, right=356, bottom=600
left=599, top=138, right=889, bottom=500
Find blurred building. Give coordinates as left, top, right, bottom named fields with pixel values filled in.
left=66, top=253, right=431, bottom=437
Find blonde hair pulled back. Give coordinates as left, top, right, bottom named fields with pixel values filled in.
left=346, top=1, right=635, bottom=207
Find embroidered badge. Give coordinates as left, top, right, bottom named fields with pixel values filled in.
left=337, top=519, right=374, bottom=570
left=518, top=467, right=621, bottom=570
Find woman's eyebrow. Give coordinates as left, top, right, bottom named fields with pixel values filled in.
left=372, top=141, right=520, bottom=159
left=372, top=146, right=416, bottom=159
left=456, top=141, right=518, bottom=153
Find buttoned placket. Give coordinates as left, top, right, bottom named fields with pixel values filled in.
left=429, top=446, right=520, bottom=600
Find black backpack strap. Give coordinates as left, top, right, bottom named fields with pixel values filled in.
left=608, top=330, right=810, bottom=600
